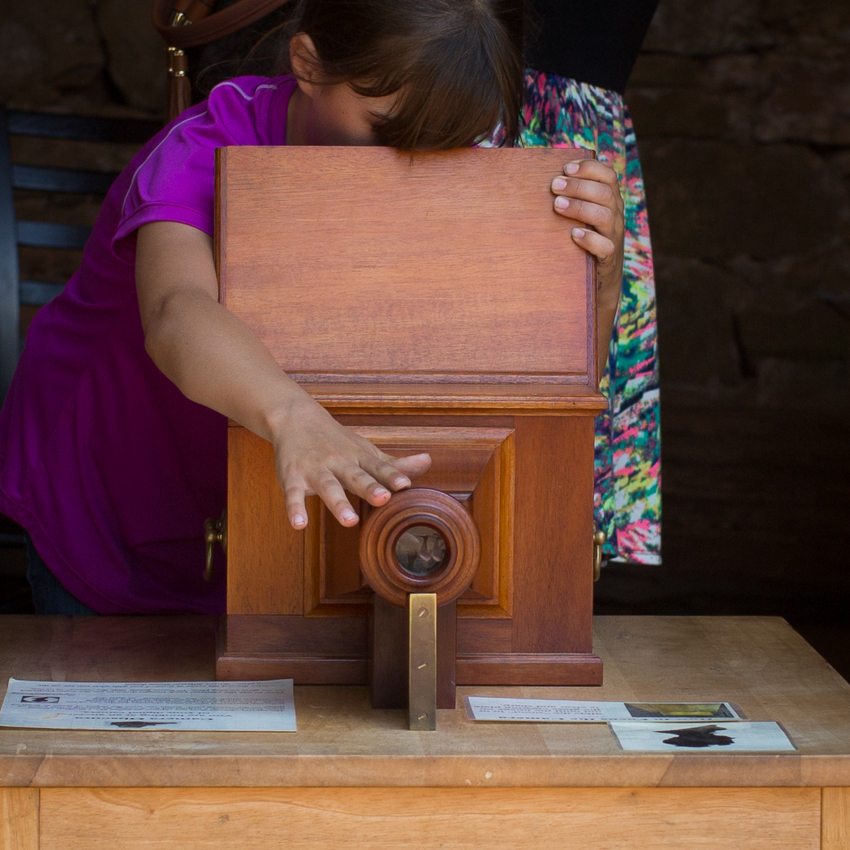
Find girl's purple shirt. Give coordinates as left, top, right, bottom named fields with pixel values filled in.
left=0, top=76, right=298, bottom=613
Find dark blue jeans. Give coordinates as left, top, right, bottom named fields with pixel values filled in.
left=25, top=533, right=97, bottom=616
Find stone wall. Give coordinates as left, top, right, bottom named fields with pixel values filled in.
left=1, top=1, right=848, bottom=660
left=606, top=0, right=850, bottom=627
left=0, top=0, right=165, bottom=114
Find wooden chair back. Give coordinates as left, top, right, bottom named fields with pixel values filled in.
left=0, top=108, right=159, bottom=399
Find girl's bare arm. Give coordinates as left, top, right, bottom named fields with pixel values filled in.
left=135, top=220, right=430, bottom=529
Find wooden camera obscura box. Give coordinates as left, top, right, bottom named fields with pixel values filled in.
left=215, top=146, right=606, bottom=689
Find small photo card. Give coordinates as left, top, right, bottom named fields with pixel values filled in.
left=610, top=721, right=796, bottom=752
left=0, top=678, right=296, bottom=732
left=464, top=697, right=744, bottom=724
left=623, top=702, right=743, bottom=721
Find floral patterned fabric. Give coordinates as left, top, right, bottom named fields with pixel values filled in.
left=520, top=69, right=661, bottom=564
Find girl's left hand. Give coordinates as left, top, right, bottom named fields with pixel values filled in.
left=551, top=159, right=624, bottom=300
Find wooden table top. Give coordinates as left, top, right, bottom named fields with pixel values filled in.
left=1, top=615, right=848, bottom=788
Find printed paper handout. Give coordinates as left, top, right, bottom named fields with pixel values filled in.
left=0, top=678, right=296, bottom=732
left=464, top=697, right=744, bottom=724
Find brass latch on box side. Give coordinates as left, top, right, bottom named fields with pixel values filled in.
left=593, top=522, right=606, bottom=583
left=204, top=509, right=227, bottom=581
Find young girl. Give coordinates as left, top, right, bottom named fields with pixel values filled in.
left=0, top=0, right=624, bottom=615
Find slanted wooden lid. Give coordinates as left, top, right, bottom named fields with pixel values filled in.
left=216, top=147, right=603, bottom=410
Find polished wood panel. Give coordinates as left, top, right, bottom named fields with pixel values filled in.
left=227, top=427, right=302, bottom=616
left=308, top=425, right=514, bottom=617
left=217, top=655, right=367, bottom=684
left=218, top=147, right=596, bottom=385
left=456, top=618, right=513, bottom=654
left=467, top=429, right=513, bottom=615
left=457, top=653, right=602, bottom=686
left=437, top=601, right=458, bottom=709
left=223, top=412, right=603, bottom=684
left=38, top=787, right=820, bottom=850
left=310, top=498, right=367, bottom=609
left=823, top=788, right=850, bottom=850
left=369, top=595, right=408, bottom=708
left=352, top=426, right=511, bottom=492
left=216, top=613, right=368, bottom=684
left=220, top=614, right=367, bottom=655
left=0, top=788, right=38, bottom=850
left=308, top=385, right=608, bottom=412
left=512, top=416, right=595, bottom=655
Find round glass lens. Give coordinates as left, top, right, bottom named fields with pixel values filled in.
left=395, top=525, right=448, bottom=576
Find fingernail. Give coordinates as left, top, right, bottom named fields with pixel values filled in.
left=374, top=487, right=390, bottom=498
left=342, top=510, right=358, bottom=523
left=552, top=177, right=567, bottom=191
left=292, top=514, right=306, bottom=528
left=393, top=476, right=410, bottom=488
left=572, top=227, right=586, bottom=238
left=555, top=197, right=570, bottom=211
left=566, top=162, right=580, bottom=174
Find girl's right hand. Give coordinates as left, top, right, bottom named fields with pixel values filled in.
left=269, top=396, right=431, bottom=529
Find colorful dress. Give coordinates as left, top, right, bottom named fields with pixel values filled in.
left=520, top=70, right=661, bottom=565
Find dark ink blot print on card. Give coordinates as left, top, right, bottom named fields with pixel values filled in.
left=659, top=724, right=735, bottom=748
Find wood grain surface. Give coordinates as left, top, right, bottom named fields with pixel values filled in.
left=0, top=788, right=38, bottom=850
left=217, top=146, right=596, bottom=386
left=295, top=382, right=608, bottom=412
left=37, top=787, right=820, bottom=850
left=823, top=787, right=850, bottom=850
left=227, top=427, right=303, bottom=615
left=511, top=416, right=595, bottom=654
left=2, top=616, right=850, bottom=789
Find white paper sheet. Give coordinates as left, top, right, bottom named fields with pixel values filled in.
left=464, top=697, right=744, bottom=723
left=0, top=678, right=296, bottom=731
left=610, top=721, right=795, bottom=751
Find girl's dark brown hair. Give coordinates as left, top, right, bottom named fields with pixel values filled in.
left=277, top=0, right=526, bottom=149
